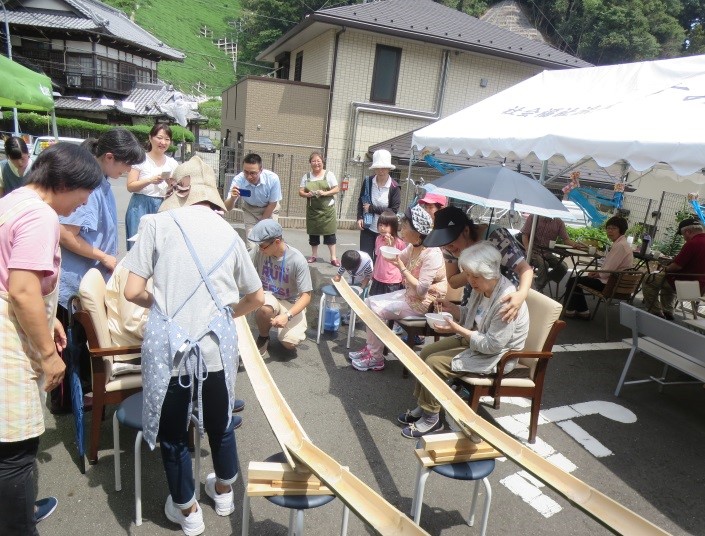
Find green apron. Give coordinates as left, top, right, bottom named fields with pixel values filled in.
left=305, top=172, right=337, bottom=236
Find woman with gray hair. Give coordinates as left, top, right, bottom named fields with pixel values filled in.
left=397, top=241, right=530, bottom=438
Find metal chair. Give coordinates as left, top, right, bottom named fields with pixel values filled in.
left=675, top=280, right=703, bottom=319
left=113, top=392, right=201, bottom=526
left=242, top=452, right=349, bottom=536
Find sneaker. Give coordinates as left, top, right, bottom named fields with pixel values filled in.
left=351, top=354, right=385, bottom=371
left=256, top=336, right=269, bottom=357
left=232, top=415, right=242, bottom=429
left=401, top=418, right=443, bottom=439
left=397, top=409, right=421, bottom=425
left=563, top=309, right=576, bottom=318
left=35, top=497, right=58, bottom=523
left=205, top=473, right=235, bottom=516
left=392, top=323, right=405, bottom=336
left=348, top=346, right=369, bottom=361
left=401, top=335, right=425, bottom=346
left=164, top=496, right=205, bottom=536
left=232, top=399, right=245, bottom=413
left=576, top=310, right=591, bottom=319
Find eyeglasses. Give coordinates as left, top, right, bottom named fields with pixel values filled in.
left=243, top=170, right=260, bottom=177
left=259, top=240, right=275, bottom=250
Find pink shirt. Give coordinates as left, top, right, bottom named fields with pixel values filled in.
left=0, top=187, right=61, bottom=295
left=598, top=234, right=633, bottom=283
left=373, top=235, right=406, bottom=284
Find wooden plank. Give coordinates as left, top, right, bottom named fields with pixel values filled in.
left=247, top=461, right=319, bottom=482
left=235, top=318, right=430, bottom=535
left=246, top=482, right=333, bottom=497
left=415, top=447, right=501, bottom=467
left=335, top=279, right=671, bottom=536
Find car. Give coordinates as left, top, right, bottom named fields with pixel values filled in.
left=196, top=136, right=216, bottom=153
left=31, top=136, right=84, bottom=157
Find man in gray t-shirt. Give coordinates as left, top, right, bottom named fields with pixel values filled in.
left=248, top=220, right=313, bottom=355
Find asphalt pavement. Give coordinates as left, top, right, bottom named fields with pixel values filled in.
left=33, top=179, right=705, bottom=536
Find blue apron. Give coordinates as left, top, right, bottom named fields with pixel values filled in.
left=141, top=211, right=239, bottom=449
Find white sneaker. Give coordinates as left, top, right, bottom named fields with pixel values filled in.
left=164, top=496, right=205, bottom=536
left=348, top=346, right=368, bottom=361
left=204, top=473, right=235, bottom=516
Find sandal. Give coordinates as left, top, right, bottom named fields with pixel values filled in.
left=330, top=259, right=341, bottom=267
left=306, top=256, right=316, bottom=263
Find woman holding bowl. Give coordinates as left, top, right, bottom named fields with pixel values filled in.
left=298, top=151, right=340, bottom=266
left=356, top=150, right=401, bottom=259
left=125, top=123, right=178, bottom=249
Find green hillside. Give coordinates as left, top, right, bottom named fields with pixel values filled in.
left=102, top=0, right=242, bottom=97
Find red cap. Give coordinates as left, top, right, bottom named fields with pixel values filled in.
left=418, top=193, right=448, bottom=207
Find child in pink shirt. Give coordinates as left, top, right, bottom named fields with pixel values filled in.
left=370, top=209, right=406, bottom=296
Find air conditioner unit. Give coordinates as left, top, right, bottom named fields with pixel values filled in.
left=66, top=74, right=81, bottom=87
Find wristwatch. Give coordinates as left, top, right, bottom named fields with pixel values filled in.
left=287, top=313, right=294, bottom=322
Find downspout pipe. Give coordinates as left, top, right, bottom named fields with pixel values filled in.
left=323, top=27, right=345, bottom=157
left=348, top=49, right=450, bottom=162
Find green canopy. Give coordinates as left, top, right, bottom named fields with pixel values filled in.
left=0, top=54, right=54, bottom=112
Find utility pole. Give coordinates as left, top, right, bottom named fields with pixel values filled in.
left=1, top=0, right=20, bottom=135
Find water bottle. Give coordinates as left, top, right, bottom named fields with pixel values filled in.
left=323, top=296, right=341, bottom=332
left=640, top=233, right=651, bottom=255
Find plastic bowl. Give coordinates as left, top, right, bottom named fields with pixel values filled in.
left=380, top=246, right=402, bottom=260
left=425, top=312, right=453, bottom=329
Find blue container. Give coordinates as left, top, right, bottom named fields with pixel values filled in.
left=324, top=304, right=341, bottom=332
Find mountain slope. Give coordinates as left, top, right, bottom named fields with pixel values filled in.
left=102, top=0, right=242, bottom=97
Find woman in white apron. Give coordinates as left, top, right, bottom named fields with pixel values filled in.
left=0, top=143, right=103, bottom=535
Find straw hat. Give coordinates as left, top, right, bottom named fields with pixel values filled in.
left=369, top=149, right=396, bottom=170
left=159, top=156, right=226, bottom=212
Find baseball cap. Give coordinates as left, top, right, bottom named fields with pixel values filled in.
left=248, top=219, right=283, bottom=243
left=423, top=206, right=469, bottom=247
left=678, top=217, right=699, bottom=235
left=418, top=193, right=448, bottom=207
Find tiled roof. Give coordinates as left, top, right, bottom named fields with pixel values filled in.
left=5, top=0, right=184, bottom=61
left=55, top=82, right=203, bottom=120
left=261, top=0, right=589, bottom=69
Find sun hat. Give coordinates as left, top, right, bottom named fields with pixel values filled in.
left=423, top=206, right=469, bottom=247
left=159, top=155, right=226, bottom=212
left=418, top=193, right=448, bottom=207
left=404, top=205, right=433, bottom=236
left=248, top=219, right=284, bottom=243
left=369, top=149, right=396, bottom=170
left=678, top=217, right=700, bottom=235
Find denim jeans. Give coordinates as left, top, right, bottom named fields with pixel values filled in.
left=159, top=370, right=239, bottom=508
left=125, top=193, right=162, bottom=250
left=0, top=437, right=40, bottom=536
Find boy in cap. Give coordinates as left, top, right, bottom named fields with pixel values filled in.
left=642, top=217, right=705, bottom=319
left=248, top=220, right=313, bottom=355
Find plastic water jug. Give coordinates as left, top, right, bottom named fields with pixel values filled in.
left=323, top=296, right=341, bottom=332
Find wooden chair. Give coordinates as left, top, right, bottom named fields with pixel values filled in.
left=72, top=268, right=142, bottom=464
left=578, top=270, right=645, bottom=340
left=457, top=289, right=565, bottom=444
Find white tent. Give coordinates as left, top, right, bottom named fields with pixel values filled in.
left=412, top=55, right=705, bottom=182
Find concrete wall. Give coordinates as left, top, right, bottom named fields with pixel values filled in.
left=288, top=30, right=336, bottom=85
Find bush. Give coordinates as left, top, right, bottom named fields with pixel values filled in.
left=566, top=225, right=609, bottom=247
left=0, top=112, right=195, bottom=143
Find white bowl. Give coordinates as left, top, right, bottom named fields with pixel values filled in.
left=425, top=312, right=453, bottom=329
left=380, top=246, right=402, bottom=260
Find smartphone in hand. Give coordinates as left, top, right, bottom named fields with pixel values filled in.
left=239, top=189, right=252, bottom=197
left=161, top=171, right=171, bottom=180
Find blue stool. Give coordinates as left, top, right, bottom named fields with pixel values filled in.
left=113, top=392, right=201, bottom=526
left=411, top=440, right=495, bottom=535
left=241, top=452, right=349, bottom=536
left=316, top=284, right=364, bottom=348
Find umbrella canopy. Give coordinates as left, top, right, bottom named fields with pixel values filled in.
left=423, top=166, right=575, bottom=220
left=0, top=55, right=54, bottom=112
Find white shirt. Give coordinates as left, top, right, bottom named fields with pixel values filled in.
left=370, top=176, right=392, bottom=232
left=299, top=171, right=338, bottom=207
left=131, top=154, right=179, bottom=198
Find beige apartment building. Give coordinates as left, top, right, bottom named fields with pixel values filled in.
left=221, top=0, right=588, bottom=201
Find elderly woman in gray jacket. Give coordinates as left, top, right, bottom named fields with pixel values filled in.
left=397, top=241, right=530, bottom=438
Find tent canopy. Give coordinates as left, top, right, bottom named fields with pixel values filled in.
left=412, top=55, right=705, bottom=180
left=0, top=55, right=54, bottom=112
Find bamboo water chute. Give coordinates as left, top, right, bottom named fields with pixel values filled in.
left=332, top=278, right=671, bottom=536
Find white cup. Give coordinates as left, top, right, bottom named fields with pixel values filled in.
left=548, top=240, right=556, bottom=249
left=588, top=246, right=596, bottom=255
left=626, top=235, right=634, bottom=245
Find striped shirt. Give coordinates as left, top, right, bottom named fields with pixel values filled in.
left=337, top=251, right=373, bottom=280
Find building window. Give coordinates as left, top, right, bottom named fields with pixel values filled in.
left=97, top=58, right=118, bottom=90
left=275, top=51, right=290, bottom=79
left=294, top=51, right=303, bottom=82
left=370, top=45, right=401, bottom=104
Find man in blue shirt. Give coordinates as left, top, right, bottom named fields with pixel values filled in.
left=224, top=153, right=282, bottom=249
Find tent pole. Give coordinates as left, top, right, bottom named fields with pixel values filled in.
left=526, top=161, right=548, bottom=264
left=51, top=110, right=58, bottom=138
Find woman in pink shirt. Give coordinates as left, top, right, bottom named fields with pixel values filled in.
left=370, top=209, right=406, bottom=296
left=563, top=215, right=633, bottom=318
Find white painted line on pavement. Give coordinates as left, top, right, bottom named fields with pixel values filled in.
left=554, top=342, right=629, bottom=352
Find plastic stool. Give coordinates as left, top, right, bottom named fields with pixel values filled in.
left=241, top=452, right=349, bottom=536
left=316, top=285, right=364, bottom=349
left=411, top=440, right=494, bottom=535
left=113, top=392, right=201, bottom=526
